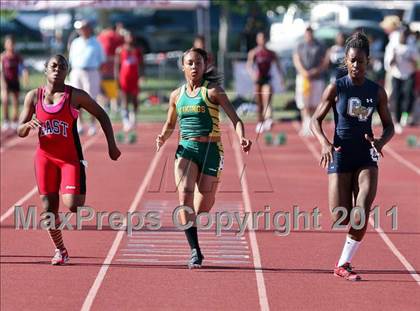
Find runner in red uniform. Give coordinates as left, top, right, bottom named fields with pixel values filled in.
left=247, top=32, right=284, bottom=133
left=115, top=31, right=143, bottom=132
left=17, top=54, right=121, bottom=265
left=1, top=35, right=28, bottom=132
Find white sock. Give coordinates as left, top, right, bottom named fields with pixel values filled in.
left=337, top=236, right=361, bottom=267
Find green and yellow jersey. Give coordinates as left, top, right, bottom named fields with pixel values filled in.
left=176, top=80, right=221, bottom=139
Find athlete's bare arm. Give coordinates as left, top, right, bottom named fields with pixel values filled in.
left=208, top=84, right=251, bottom=153
left=246, top=48, right=256, bottom=81
left=365, top=86, right=394, bottom=155
left=72, top=88, right=121, bottom=160
left=293, top=51, right=308, bottom=78
left=311, top=83, right=338, bottom=167
left=308, top=49, right=330, bottom=79
left=272, top=50, right=285, bottom=78
left=17, top=89, right=41, bottom=137
left=156, top=88, right=180, bottom=151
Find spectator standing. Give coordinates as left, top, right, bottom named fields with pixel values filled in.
left=329, top=32, right=346, bottom=83
left=97, top=23, right=124, bottom=115
left=68, top=20, right=105, bottom=136
left=293, top=26, right=329, bottom=136
left=384, top=26, right=418, bottom=133
left=1, top=35, right=29, bottom=132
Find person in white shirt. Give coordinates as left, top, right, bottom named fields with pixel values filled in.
left=68, top=20, right=106, bottom=136
left=384, top=26, right=418, bottom=133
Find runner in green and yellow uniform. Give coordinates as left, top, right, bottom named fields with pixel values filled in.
left=156, top=47, right=252, bottom=268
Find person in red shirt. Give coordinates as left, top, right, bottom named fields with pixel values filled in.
left=115, top=31, right=143, bottom=133
left=1, top=35, right=28, bottom=132
left=17, top=54, right=121, bottom=265
left=247, top=32, right=284, bottom=133
left=97, top=24, right=124, bottom=115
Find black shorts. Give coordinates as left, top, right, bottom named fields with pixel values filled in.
left=327, top=145, right=379, bottom=174
left=4, top=78, right=20, bottom=93
left=256, top=75, right=271, bottom=86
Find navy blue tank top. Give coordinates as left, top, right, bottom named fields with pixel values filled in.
left=333, top=75, right=379, bottom=147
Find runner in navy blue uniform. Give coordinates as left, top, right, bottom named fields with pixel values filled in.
left=311, top=32, right=394, bottom=281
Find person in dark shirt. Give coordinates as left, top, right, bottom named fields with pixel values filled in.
left=311, top=32, right=394, bottom=281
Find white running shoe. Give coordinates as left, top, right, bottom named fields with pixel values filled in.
left=263, top=118, right=273, bottom=131
left=51, top=248, right=69, bottom=265
left=123, top=117, right=132, bottom=132
left=129, top=111, right=136, bottom=124
left=394, top=123, right=403, bottom=134
left=400, top=113, right=409, bottom=127
left=255, top=122, right=264, bottom=134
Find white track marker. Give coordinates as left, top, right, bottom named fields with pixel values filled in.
left=0, top=135, right=99, bottom=223
left=293, top=123, right=420, bottom=286
left=81, top=148, right=163, bottom=311
left=232, top=132, right=270, bottom=311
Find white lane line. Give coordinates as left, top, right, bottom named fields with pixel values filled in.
left=121, top=249, right=250, bottom=254
left=122, top=252, right=249, bottom=259
left=232, top=130, right=270, bottom=311
left=293, top=122, right=420, bottom=286
left=384, top=145, right=420, bottom=176
left=127, top=243, right=249, bottom=251
left=0, top=131, right=36, bottom=153
left=127, top=240, right=247, bottom=244
left=80, top=148, right=163, bottom=311
left=369, top=218, right=420, bottom=285
left=116, top=258, right=251, bottom=264
left=0, top=135, right=99, bottom=223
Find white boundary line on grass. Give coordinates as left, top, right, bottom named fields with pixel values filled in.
left=232, top=132, right=270, bottom=311
left=80, top=147, right=163, bottom=311
left=0, top=135, right=99, bottom=223
left=292, top=121, right=420, bottom=286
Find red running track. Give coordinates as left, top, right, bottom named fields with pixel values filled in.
left=1, top=122, right=419, bottom=311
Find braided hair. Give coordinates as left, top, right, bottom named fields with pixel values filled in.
left=345, top=31, right=370, bottom=58
left=182, top=47, right=223, bottom=85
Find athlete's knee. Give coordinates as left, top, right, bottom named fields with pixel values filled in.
left=39, top=196, right=60, bottom=227
left=40, top=195, right=59, bottom=212
left=62, top=194, right=85, bottom=212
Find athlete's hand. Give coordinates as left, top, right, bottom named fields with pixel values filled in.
left=156, top=134, right=165, bottom=152
left=108, top=145, right=121, bottom=160
left=25, top=117, right=42, bottom=130
left=320, top=142, right=341, bottom=168
left=365, top=134, right=384, bottom=157
left=240, top=137, right=252, bottom=154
